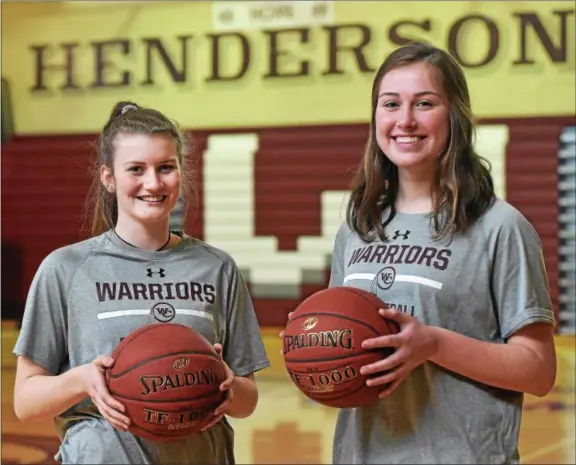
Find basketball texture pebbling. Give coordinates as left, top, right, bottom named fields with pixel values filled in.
left=282, top=287, right=399, bottom=408
left=105, top=323, right=227, bottom=442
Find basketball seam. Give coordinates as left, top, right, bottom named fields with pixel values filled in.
left=109, top=350, right=219, bottom=378
left=284, top=351, right=376, bottom=364
left=341, top=287, right=399, bottom=335
left=290, top=311, right=381, bottom=337
left=113, top=324, right=167, bottom=361
left=113, top=323, right=217, bottom=365
left=110, top=389, right=222, bottom=403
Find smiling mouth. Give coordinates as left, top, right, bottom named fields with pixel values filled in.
left=393, top=136, right=426, bottom=143
left=138, top=195, right=167, bottom=203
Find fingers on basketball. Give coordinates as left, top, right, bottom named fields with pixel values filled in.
left=93, top=374, right=129, bottom=421
left=93, top=393, right=129, bottom=431
left=102, top=389, right=126, bottom=413
left=202, top=412, right=224, bottom=431
left=378, top=372, right=407, bottom=398
left=105, top=324, right=229, bottom=441
left=93, top=355, right=114, bottom=368
left=282, top=287, right=400, bottom=409
left=278, top=311, right=294, bottom=340
left=224, top=385, right=233, bottom=402
left=213, top=343, right=223, bottom=352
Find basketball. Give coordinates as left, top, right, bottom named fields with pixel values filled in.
left=105, top=323, right=227, bottom=442
left=282, top=287, right=399, bottom=408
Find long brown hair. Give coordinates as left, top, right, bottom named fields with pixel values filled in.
left=347, top=42, right=495, bottom=242
left=86, top=101, right=195, bottom=237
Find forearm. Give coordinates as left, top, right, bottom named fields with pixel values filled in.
left=226, top=376, right=258, bottom=418
left=15, top=366, right=87, bottom=422
left=429, top=326, right=553, bottom=397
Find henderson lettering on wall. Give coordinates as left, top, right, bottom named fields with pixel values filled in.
left=29, top=9, right=575, bottom=93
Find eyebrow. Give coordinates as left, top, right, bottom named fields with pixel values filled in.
left=123, top=158, right=178, bottom=165
left=378, top=91, right=441, bottom=98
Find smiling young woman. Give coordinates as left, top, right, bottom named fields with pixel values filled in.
left=283, top=42, right=557, bottom=465
left=12, top=102, right=270, bottom=465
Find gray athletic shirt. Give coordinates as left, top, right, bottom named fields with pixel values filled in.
left=13, top=230, right=270, bottom=465
left=329, top=198, right=555, bottom=465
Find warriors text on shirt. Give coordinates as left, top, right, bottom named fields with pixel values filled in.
left=95, top=281, right=216, bottom=303
left=348, top=244, right=452, bottom=270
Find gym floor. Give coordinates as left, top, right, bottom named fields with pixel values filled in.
left=1, top=324, right=574, bottom=464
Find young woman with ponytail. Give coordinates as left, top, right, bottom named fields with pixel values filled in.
left=13, top=102, right=269, bottom=464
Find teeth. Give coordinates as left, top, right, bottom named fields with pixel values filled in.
left=395, top=136, right=422, bottom=143
left=140, top=196, right=164, bottom=202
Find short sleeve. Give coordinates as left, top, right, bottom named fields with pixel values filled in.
left=488, top=210, right=555, bottom=339
left=221, top=262, right=270, bottom=377
left=329, top=223, right=349, bottom=288
left=13, top=251, right=70, bottom=374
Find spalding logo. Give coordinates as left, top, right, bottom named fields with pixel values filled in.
left=173, top=357, right=190, bottom=370
left=302, top=317, right=318, bottom=331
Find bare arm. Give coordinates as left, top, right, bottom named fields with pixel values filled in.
left=362, top=309, right=556, bottom=398
left=14, top=356, right=87, bottom=422
left=226, top=373, right=258, bottom=418
left=429, top=322, right=556, bottom=397
left=14, top=355, right=130, bottom=430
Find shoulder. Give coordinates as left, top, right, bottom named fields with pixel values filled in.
left=475, top=198, right=542, bottom=245
left=182, top=235, right=240, bottom=272
left=37, top=234, right=108, bottom=278
left=334, top=221, right=355, bottom=246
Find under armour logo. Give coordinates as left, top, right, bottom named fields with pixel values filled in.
left=385, top=230, right=411, bottom=241
left=392, top=230, right=411, bottom=240
left=146, top=268, right=166, bottom=278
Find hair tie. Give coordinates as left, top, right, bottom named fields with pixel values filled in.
left=121, top=104, right=138, bottom=115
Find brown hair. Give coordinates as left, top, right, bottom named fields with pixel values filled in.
left=86, top=101, right=195, bottom=237
left=347, top=41, right=495, bottom=242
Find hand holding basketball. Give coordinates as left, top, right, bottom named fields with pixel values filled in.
left=361, top=308, right=439, bottom=397
left=201, top=343, right=235, bottom=431
left=79, top=355, right=130, bottom=431
left=278, top=312, right=295, bottom=346
left=282, top=287, right=400, bottom=408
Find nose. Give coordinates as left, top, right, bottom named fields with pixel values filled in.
left=143, top=169, right=162, bottom=191
left=396, top=106, right=417, bottom=130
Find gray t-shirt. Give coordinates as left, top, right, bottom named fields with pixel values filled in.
left=329, top=198, right=555, bottom=465
left=13, top=230, right=270, bottom=465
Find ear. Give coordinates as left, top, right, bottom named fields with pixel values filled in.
left=100, top=165, right=115, bottom=193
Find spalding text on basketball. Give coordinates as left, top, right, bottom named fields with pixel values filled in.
left=140, top=366, right=219, bottom=395
left=283, top=329, right=353, bottom=354
left=95, top=281, right=216, bottom=303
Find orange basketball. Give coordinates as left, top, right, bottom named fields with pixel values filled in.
left=282, top=287, right=399, bottom=408
left=106, top=323, right=227, bottom=442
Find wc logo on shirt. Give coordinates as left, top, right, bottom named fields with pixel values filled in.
left=149, top=302, right=176, bottom=323
left=376, top=267, right=396, bottom=290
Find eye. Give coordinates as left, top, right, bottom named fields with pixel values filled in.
left=416, top=100, right=434, bottom=108
left=381, top=100, right=399, bottom=109
left=159, top=165, right=177, bottom=173
left=127, top=166, right=143, bottom=173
